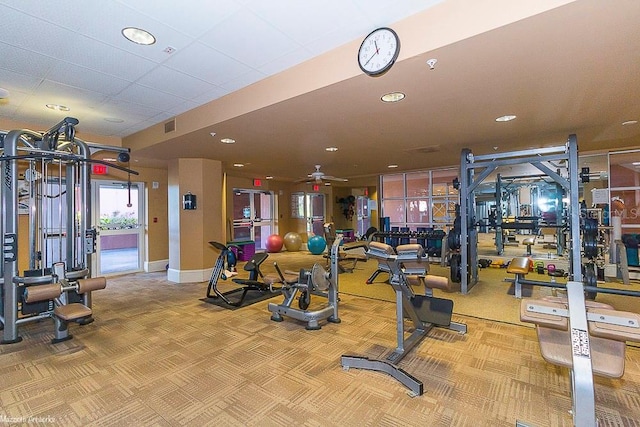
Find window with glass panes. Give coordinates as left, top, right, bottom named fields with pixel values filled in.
left=380, top=168, right=458, bottom=231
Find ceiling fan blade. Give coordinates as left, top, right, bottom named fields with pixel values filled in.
left=323, top=175, right=348, bottom=182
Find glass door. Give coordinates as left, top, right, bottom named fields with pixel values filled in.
left=231, top=189, right=274, bottom=250
left=306, top=193, right=325, bottom=237
left=92, top=181, right=144, bottom=275
left=356, top=195, right=370, bottom=236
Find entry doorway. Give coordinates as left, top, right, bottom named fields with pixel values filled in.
left=231, top=189, right=275, bottom=250
left=292, top=192, right=326, bottom=237
left=306, top=193, right=326, bottom=236
left=91, top=180, right=145, bottom=275
left=356, top=195, right=371, bottom=237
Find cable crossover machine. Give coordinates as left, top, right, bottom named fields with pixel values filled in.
left=1, top=117, right=136, bottom=344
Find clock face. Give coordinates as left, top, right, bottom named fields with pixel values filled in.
left=358, top=27, right=400, bottom=76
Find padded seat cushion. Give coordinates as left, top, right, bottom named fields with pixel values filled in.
left=262, top=272, right=298, bottom=286
left=507, top=257, right=530, bottom=274
left=54, top=303, right=92, bottom=321
left=522, top=237, right=535, bottom=245
left=536, top=326, right=626, bottom=378
left=396, top=244, right=424, bottom=258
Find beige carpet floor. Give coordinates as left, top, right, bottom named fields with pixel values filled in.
left=1, top=266, right=640, bottom=426
left=2, top=241, right=639, bottom=426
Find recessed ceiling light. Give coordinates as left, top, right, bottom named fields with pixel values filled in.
left=495, top=115, right=516, bottom=122
left=122, top=27, right=156, bottom=45
left=210, top=132, right=216, bottom=137
left=388, top=164, right=398, bottom=168
left=325, top=147, right=338, bottom=152
left=324, top=182, right=331, bottom=186
left=221, top=138, right=235, bottom=144
left=104, top=117, right=124, bottom=123
left=266, top=176, right=273, bottom=179
left=233, top=163, right=244, bottom=167
left=381, top=92, right=405, bottom=103
left=103, top=158, right=117, bottom=162
left=622, top=120, right=638, bottom=126
left=46, top=104, right=70, bottom=111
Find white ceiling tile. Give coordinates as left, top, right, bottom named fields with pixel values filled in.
left=117, top=0, right=243, bottom=39
left=0, top=43, right=57, bottom=78
left=258, top=48, right=314, bottom=76
left=0, top=0, right=84, bottom=30
left=34, top=80, right=108, bottom=109
left=46, top=63, right=132, bottom=97
left=248, top=1, right=361, bottom=46
left=0, top=67, right=43, bottom=93
left=114, top=84, right=187, bottom=110
left=163, top=42, right=252, bottom=86
left=98, top=99, right=164, bottom=122
left=189, top=87, right=231, bottom=106
left=137, top=66, right=217, bottom=99
left=219, top=69, right=266, bottom=92
left=60, top=37, right=158, bottom=82
left=168, top=100, right=201, bottom=116
left=199, top=9, right=299, bottom=68
left=0, top=7, right=78, bottom=59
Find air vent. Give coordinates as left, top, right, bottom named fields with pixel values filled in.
left=164, top=119, right=176, bottom=134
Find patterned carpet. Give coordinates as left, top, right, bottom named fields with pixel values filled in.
left=1, top=252, right=640, bottom=426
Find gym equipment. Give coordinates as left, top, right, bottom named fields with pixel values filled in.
left=455, top=135, right=581, bottom=294
left=1, top=119, right=130, bottom=344
left=20, top=262, right=106, bottom=343
left=205, top=243, right=276, bottom=307
left=265, top=234, right=284, bottom=253
left=341, top=241, right=466, bottom=396
left=520, top=283, right=640, bottom=426
left=307, top=235, right=327, bottom=255
left=522, top=236, right=535, bottom=255
left=268, top=236, right=342, bottom=330
left=367, top=228, right=446, bottom=283
left=323, top=223, right=368, bottom=273
left=283, top=232, right=302, bottom=252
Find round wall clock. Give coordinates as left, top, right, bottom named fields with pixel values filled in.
left=357, top=27, right=400, bottom=76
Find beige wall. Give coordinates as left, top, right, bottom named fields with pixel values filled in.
left=167, top=158, right=224, bottom=272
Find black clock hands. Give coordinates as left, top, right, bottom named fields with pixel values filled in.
left=363, top=41, right=380, bottom=67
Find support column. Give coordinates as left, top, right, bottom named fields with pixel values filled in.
left=167, top=158, right=225, bottom=283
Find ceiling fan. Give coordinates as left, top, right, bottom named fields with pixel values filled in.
left=296, top=165, right=348, bottom=183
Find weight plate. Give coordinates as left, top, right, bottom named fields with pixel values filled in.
left=450, top=254, right=462, bottom=283
left=447, top=231, right=461, bottom=250
left=584, top=263, right=598, bottom=300
left=311, top=263, right=330, bottom=291
left=583, top=218, right=598, bottom=235
left=583, top=233, right=598, bottom=259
